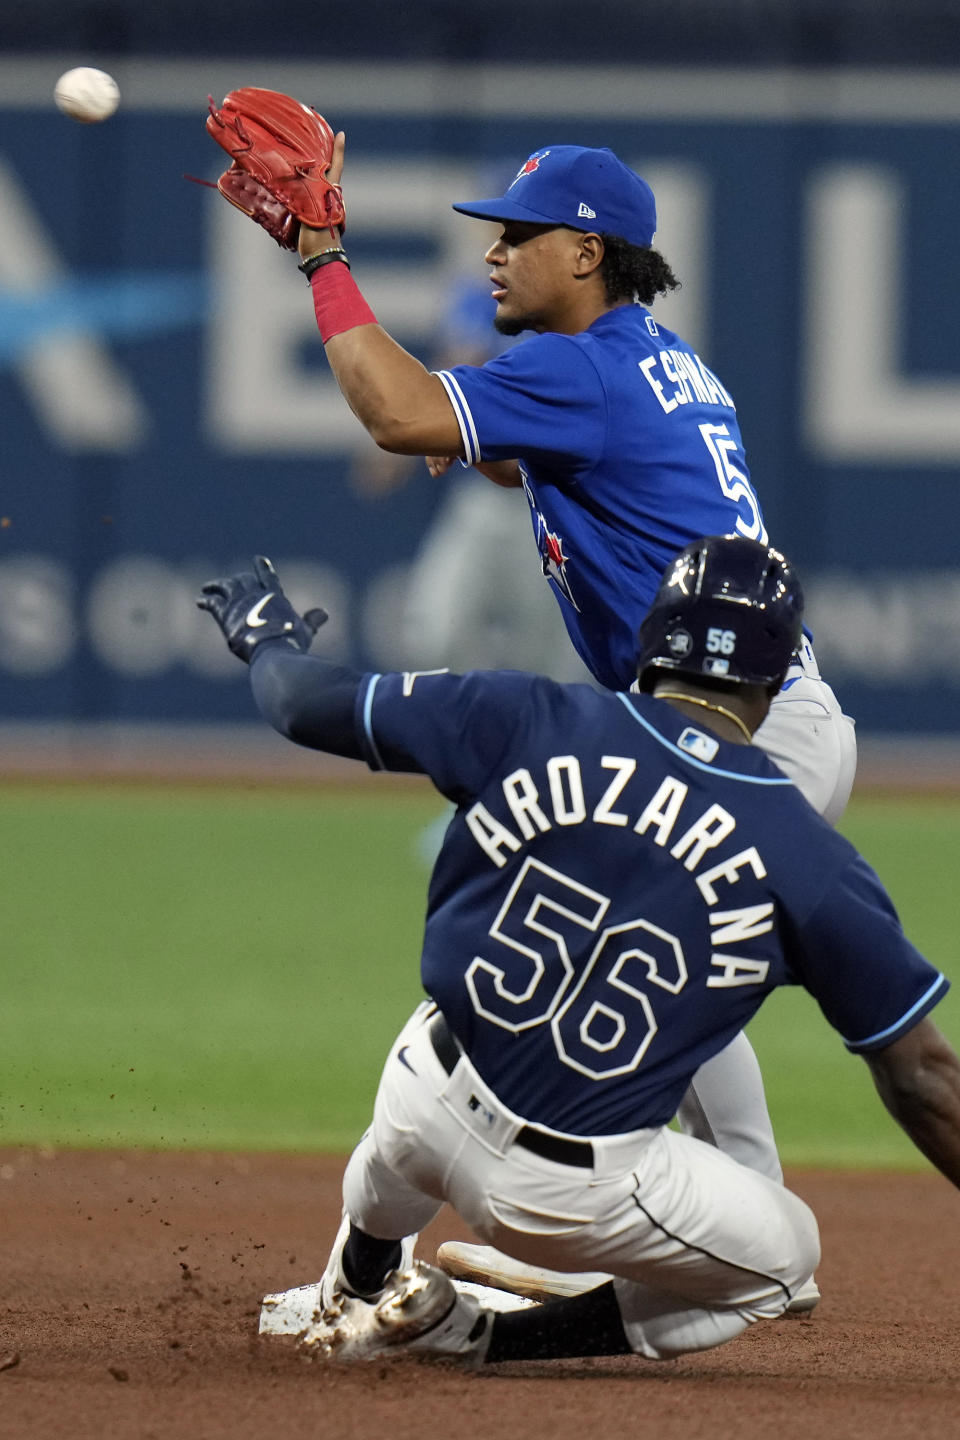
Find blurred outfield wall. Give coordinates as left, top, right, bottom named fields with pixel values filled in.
left=2, top=1, right=960, bottom=776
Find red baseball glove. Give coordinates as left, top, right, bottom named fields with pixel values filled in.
left=206, top=87, right=345, bottom=249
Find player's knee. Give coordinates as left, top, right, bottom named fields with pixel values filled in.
left=782, top=1188, right=821, bottom=1293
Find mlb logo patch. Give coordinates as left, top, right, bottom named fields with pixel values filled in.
left=678, top=727, right=719, bottom=762
left=468, top=1094, right=495, bottom=1127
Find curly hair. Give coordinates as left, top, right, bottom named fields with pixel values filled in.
left=598, top=233, right=681, bottom=306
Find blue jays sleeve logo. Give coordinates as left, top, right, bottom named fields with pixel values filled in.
left=522, top=472, right=580, bottom=611
left=538, top=519, right=580, bottom=612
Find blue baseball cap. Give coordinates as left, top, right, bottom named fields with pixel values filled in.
left=452, top=146, right=657, bottom=248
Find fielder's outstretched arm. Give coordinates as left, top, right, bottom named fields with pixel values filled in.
left=302, top=234, right=521, bottom=484
left=296, top=135, right=515, bottom=469
left=296, top=132, right=463, bottom=457
left=300, top=215, right=522, bottom=484
left=206, top=102, right=517, bottom=476
left=865, top=1017, right=960, bottom=1187
left=318, top=312, right=464, bottom=455
left=303, top=221, right=521, bottom=478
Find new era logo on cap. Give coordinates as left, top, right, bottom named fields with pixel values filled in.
left=452, top=144, right=657, bottom=248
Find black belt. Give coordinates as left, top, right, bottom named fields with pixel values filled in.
left=427, top=1011, right=594, bottom=1170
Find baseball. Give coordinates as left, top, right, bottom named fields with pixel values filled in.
left=54, top=67, right=120, bottom=123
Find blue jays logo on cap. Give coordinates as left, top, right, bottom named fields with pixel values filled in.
left=509, top=149, right=551, bottom=187
left=453, top=144, right=657, bottom=249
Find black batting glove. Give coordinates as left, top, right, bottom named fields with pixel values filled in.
left=197, top=555, right=328, bottom=664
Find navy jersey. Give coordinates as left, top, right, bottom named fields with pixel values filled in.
left=435, top=305, right=768, bottom=691
left=356, top=667, right=947, bottom=1136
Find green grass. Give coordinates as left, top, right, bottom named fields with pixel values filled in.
left=0, top=783, right=956, bottom=1165
left=0, top=783, right=438, bottom=1152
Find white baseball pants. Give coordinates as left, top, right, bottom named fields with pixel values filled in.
left=341, top=1003, right=820, bottom=1359
left=755, top=638, right=857, bottom=827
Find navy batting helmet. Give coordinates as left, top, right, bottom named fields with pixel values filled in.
left=636, top=535, right=804, bottom=693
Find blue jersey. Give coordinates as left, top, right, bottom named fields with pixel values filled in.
left=356, top=667, right=947, bottom=1136
left=436, top=306, right=768, bottom=690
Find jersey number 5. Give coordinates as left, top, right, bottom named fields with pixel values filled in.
left=466, top=858, right=688, bottom=1081
left=699, top=423, right=767, bottom=543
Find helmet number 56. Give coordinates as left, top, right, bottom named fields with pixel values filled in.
left=706, top=627, right=736, bottom=655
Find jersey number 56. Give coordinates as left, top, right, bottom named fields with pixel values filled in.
left=466, top=858, right=688, bottom=1081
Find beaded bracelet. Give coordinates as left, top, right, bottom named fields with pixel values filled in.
left=297, top=247, right=350, bottom=279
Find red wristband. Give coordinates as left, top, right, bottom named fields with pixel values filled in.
left=309, top=263, right=378, bottom=343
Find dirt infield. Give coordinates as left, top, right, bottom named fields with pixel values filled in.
left=2, top=1149, right=958, bottom=1440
